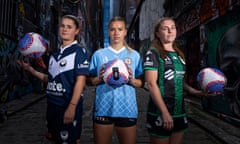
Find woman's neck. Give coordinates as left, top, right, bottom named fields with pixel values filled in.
left=111, top=43, right=124, bottom=51
left=163, top=43, right=174, bottom=52
left=62, top=40, right=75, bottom=48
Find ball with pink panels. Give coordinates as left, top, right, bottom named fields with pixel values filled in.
left=18, top=32, right=47, bottom=58
left=103, top=59, right=130, bottom=87
left=197, top=67, right=227, bottom=93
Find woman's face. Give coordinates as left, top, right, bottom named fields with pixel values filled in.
left=156, top=19, right=176, bottom=44
left=108, top=21, right=127, bottom=45
left=59, top=18, right=79, bottom=42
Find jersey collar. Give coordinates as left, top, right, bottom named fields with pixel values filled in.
left=60, top=40, right=78, bottom=53
left=108, top=46, right=126, bottom=54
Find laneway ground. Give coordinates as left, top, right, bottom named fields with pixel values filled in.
left=81, top=86, right=224, bottom=144
left=0, top=96, right=48, bottom=144
left=0, top=86, right=238, bottom=144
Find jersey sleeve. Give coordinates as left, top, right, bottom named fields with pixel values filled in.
left=143, top=49, right=159, bottom=70
left=134, top=52, right=143, bottom=78
left=75, top=46, right=90, bottom=76
left=89, top=51, right=100, bottom=77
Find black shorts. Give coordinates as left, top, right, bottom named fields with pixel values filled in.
left=146, top=114, right=188, bottom=138
left=46, top=99, right=83, bottom=143
left=93, top=116, right=137, bottom=127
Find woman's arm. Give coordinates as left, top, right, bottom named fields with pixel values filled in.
left=184, top=82, right=203, bottom=96
left=128, top=75, right=143, bottom=88
left=145, top=70, right=169, bottom=114
left=184, top=82, right=219, bottom=97
left=17, top=60, right=48, bottom=83
left=88, top=64, right=104, bottom=86
left=89, top=76, right=103, bottom=85
left=64, top=75, right=86, bottom=124
left=128, top=67, right=143, bottom=88
left=145, top=70, right=173, bottom=130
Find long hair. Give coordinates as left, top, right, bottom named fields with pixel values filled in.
left=151, top=17, right=185, bottom=61
left=108, top=16, right=132, bottom=51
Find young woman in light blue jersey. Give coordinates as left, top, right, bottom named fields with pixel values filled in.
left=17, top=15, right=89, bottom=144
left=89, top=16, right=143, bottom=144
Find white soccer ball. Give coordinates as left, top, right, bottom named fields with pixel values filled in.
left=197, top=67, right=227, bottom=93
left=18, top=32, right=47, bottom=58
left=103, top=59, right=130, bottom=87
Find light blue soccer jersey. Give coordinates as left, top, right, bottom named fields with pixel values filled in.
left=89, top=46, right=143, bottom=118
left=46, top=41, right=89, bottom=107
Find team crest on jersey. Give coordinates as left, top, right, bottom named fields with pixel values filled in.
left=125, top=58, right=131, bottom=65
left=60, top=59, right=67, bottom=67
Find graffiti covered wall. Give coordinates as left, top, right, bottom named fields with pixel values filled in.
left=0, top=37, right=38, bottom=103
left=0, top=0, right=52, bottom=104
left=173, top=0, right=240, bottom=123
left=204, top=6, right=240, bottom=119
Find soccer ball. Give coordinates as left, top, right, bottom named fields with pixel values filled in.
left=18, top=32, right=47, bottom=58
left=197, top=67, right=227, bottom=93
left=103, top=59, right=130, bottom=87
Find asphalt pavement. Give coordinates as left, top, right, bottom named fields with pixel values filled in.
left=0, top=86, right=240, bottom=144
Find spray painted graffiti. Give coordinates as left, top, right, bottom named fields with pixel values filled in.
left=39, top=0, right=51, bottom=38
left=218, top=24, right=240, bottom=117
left=177, top=0, right=240, bottom=36
left=203, top=9, right=240, bottom=120
left=0, top=37, right=42, bottom=104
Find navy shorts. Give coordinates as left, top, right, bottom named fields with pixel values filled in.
left=46, top=98, right=83, bottom=143
left=146, top=114, right=188, bottom=138
left=93, top=116, right=137, bottom=127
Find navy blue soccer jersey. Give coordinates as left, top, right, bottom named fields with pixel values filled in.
left=46, top=41, right=89, bottom=107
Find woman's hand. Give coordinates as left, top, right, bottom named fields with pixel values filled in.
left=202, top=91, right=222, bottom=97
left=126, top=66, right=143, bottom=87
left=64, top=104, right=76, bottom=124
left=162, top=111, right=174, bottom=130
left=17, top=60, right=32, bottom=71
left=89, top=64, right=105, bottom=85
left=98, top=64, right=105, bottom=82
left=128, top=66, right=133, bottom=83
left=190, top=87, right=221, bottom=97
left=17, top=59, right=48, bottom=82
left=184, top=82, right=221, bottom=97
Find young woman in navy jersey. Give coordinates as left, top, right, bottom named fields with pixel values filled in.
left=17, top=15, right=89, bottom=144
left=143, top=17, right=215, bottom=144
left=89, top=16, right=143, bottom=144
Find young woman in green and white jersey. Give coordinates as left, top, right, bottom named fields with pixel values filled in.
left=143, top=17, right=204, bottom=144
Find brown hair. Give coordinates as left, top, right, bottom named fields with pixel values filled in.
left=108, top=16, right=132, bottom=51
left=151, top=17, right=185, bottom=61
left=61, top=14, right=80, bottom=42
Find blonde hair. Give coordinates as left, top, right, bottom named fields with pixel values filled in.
left=151, top=17, right=185, bottom=61
left=108, top=16, right=132, bottom=51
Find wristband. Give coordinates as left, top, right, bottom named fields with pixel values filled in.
left=70, top=102, right=77, bottom=106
